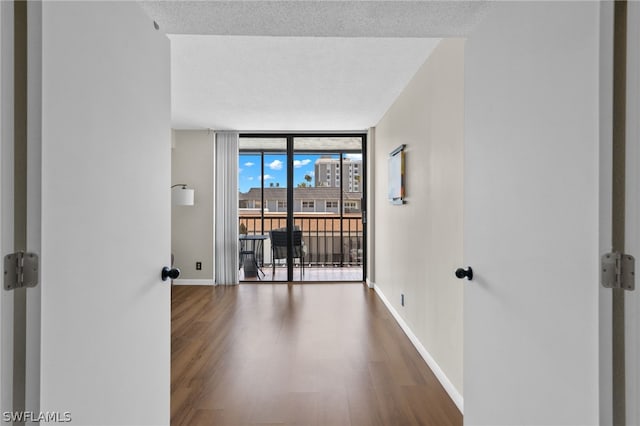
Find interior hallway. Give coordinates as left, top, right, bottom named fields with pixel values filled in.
left=171, top=283, right=461, bottom=425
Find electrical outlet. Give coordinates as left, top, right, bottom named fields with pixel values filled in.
left=401, top=293, right=405, bottom=306
left=196, top=262, right=202, bottom=270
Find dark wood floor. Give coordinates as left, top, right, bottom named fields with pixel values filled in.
left=171, top=284, right=462, bottom=426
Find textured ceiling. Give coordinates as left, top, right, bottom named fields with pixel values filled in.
left=139, top=1, right=489, bottom=131
left=139, top=1, right=488, bottom=38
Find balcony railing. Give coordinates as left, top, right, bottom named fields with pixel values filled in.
left=239, top=213, right=363, bottom=267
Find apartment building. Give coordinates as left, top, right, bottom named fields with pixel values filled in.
left=314, top=156, right=362, bottom=192
left=239, top=187, right=362, bottom=213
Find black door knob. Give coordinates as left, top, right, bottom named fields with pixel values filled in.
left=455, top=267, right=473, bottom=281
left=161, top=266, right=180, bottom=281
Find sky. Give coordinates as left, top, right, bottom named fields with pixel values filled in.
left=238, top=153, right=362, bottom=193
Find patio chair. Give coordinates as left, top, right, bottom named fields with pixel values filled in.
left=269, top=229, right=305, bottom=280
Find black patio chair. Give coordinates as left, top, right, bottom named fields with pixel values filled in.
left=269, top=229, right=305, bottom=280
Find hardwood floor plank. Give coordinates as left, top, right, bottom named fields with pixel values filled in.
left=346, top=383, right=385, bottom=426
left=316, top=389, right=351, bottom=426
left=171, top=284, right=462, bottom=426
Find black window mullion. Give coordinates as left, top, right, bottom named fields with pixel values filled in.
left=260, top=152, right=265, bottom=262
left=287, top=136, right=294, bottom=281
left=340, top=155, right=344, bottom=267
left=261, top=152, right=265, bottom=231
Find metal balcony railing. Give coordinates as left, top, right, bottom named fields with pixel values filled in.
left=239, top=213, right=363, bottom=267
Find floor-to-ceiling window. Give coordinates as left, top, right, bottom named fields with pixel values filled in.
left=238, top=134, right=366, bottom=282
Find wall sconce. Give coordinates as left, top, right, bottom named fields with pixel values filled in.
left=171, top=184, right=194, bottom=206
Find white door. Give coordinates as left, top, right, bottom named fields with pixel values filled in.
left=37, top=2, right=171, bottom=425
left=463, top=2, right=603, bottom=425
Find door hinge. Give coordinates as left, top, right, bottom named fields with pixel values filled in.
left=3, top=252, right=39, bottom=291
left=601, top=252, right=635, bottom=291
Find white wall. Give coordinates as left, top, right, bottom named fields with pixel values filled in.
left=373, top=38, right=464, bottom=405
left=464, top=2, right=601, bottom=424
left=40, top=3, right=171, bottom=424
left=172, top=130, right=214, bottom=283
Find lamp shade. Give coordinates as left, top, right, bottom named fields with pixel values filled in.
left=172, top=187, right=194, bottom=206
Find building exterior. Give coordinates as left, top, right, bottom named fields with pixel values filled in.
left=239, top=187, right=362, bottom=213
left=314, top=156, right=362, bottom=192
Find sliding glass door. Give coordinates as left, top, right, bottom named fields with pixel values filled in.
left=238, top=134, right=366, bottom=282
left=238, top=138, right=289, bottom=281
left=291, top=137, right=364, bottom=282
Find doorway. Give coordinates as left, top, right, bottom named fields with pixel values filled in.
left=238, top=134, right=366, bottom=282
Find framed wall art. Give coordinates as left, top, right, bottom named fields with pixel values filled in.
left=388, top=144, right=406, bottom=205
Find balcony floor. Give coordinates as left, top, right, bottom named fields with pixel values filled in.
left=240, top=265, right=363, bottom=282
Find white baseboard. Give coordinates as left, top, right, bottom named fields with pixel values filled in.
left=372, top=283, right=464, bottom=413
left=172, top=279, right=214, bottom=286
left=365, top=278, right=375, bottom=289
